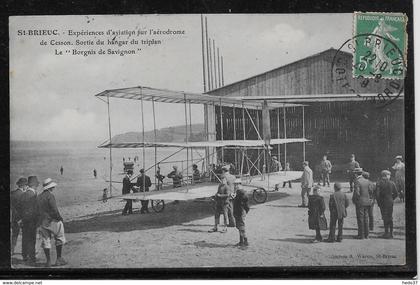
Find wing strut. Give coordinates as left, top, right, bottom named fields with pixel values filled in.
left=106, top=95, right=113, bottom=198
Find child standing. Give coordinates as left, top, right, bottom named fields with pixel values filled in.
left=233, top=179, right=250, bottom=246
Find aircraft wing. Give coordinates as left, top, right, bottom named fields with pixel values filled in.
left=95, top=85, right=302, bottom=110
left=120, top=182, right=218, bottom=201
left=98, top=138, right=309, bottom=149
left=243, top=171, right=303, bottom=190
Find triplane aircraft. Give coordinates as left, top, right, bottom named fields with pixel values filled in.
left=95, top=86, right=309, bottom=213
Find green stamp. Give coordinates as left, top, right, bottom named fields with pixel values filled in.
left=353, top=12, right=407, bottom=79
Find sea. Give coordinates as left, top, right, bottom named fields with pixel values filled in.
left=10, top=141, right=204, bottom=207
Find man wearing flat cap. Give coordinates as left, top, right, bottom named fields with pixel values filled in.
left=352, top=168, right=375, bottom=239
left=11, top=177, right=27, bottom=255
left=375, top=170, right=398, bottom=238
left=392, top=155, right=405, bottom=202
left=20, top=176, right=39, bottom=264
left=38, top=178, right=67, bottom=267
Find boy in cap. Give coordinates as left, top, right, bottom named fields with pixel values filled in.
left=376, top=170, right=398, bottom=238
left=21, top=176, right=39, bottom=264
left=38, top=178, right=67, bottom=267
left=326, top=183, right=349, bottom=242
left=233, top=179, right=250, bottom=246
left=11, top=177, right=27, bottom=255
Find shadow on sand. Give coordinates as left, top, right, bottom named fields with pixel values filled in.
left=65, top=192, right=290, bottom=233
left=177, top=228, right=211, bottom=233
left=266, top=204, right=300, bottom=208
left=183, top=240, right=236, bottom=249
left=269, top=238, right=314, bottom=244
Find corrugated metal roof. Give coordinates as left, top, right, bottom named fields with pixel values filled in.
left=206, top=48, right=349, bottom=95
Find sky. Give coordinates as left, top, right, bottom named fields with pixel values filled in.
left=10, top=14, right=353, bottom=141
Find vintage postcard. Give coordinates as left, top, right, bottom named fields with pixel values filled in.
left=9, top=13, right=413, bottom=272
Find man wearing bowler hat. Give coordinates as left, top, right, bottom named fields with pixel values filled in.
left=38, top=178, right=67, bottom=267
left=11, top=177, right=27, bottom=255
left=20, top=176, right=39, bottom=264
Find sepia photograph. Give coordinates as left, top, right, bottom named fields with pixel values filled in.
left=8, top=12, right=414, bottom=274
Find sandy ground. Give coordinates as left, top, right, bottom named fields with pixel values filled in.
left=12, top=182, right=406, bottom=268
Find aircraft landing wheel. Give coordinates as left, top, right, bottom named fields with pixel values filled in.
left=151, top=200, right=165, bottom=213
left=252, top=188, right=267, bottom=204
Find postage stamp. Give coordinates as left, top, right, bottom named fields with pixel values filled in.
left=353, top=12, right=408, bottom=79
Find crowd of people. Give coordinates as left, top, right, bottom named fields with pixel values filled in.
left=302, top=154, right=404, bottom=243
left=11, top=176, right=67, bottom=267
left=12, top=152, right=405, bottom=267
left=120, top=163, right=200, bottom=215
left=118, top=153, right=405, bottom=246
left=118, top=161, right=251, bottom=247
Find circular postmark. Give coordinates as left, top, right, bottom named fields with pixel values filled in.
left=331, top=33, right=406, bottom=108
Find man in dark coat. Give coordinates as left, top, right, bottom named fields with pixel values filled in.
left=347, top=154, right=360, bottom=192
left=233, top=179, right=250, bottom=246
left=11, top=177, right=27, bottom=255
left=376, top=170, right=399, bottom=238
left=21, top=176, right=39, bottom=264
left=137, top=169, right=152, bottom=214
left=38, top=178, right=67, bottom=267
left=122, top=170, right=134, bottom=215
left=308, top=185, right=326, bottom=242
left=352, top=168, right=375, bottom=239
left=362, top=171, right=376, bottom=231
left=327, top=182, right=349, bottom=242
